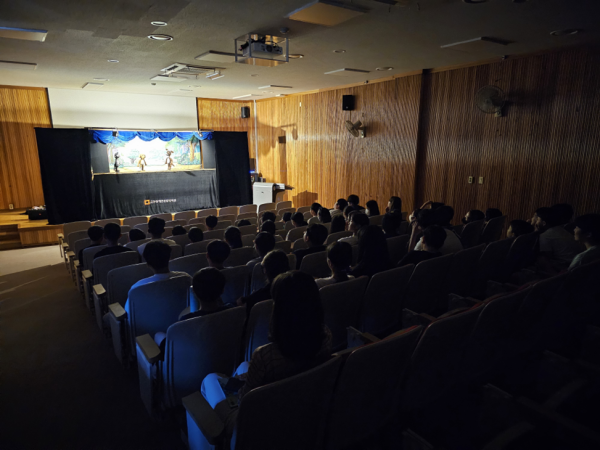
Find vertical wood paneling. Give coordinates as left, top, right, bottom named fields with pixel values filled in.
left=0, top=87, right=51, bottom=209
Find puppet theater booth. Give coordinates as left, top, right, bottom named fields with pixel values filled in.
left=34, top=129, right=252, bottom=224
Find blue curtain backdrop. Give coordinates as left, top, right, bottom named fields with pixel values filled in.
left=90, top=130, right=213, bottom=144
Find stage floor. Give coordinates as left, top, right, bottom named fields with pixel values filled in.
left=0, top=209, right=63, bottom=250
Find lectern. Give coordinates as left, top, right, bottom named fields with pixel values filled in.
left=252, top=182, right=293, bottom=206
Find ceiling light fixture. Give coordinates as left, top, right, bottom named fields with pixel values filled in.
left=151, top=21, right=168, bottom=26
left=107, top=59, right=119, bottom=63
left=333, top=49, right=346, bottom=53
left=211, top=74, right=225, bottom=80
left=289, top=54, right=304, bottom=59
left=376, top=67, right=393, bottom=71
left=250, top=74, right=259, bottom=77
left=148, top=34, right=173, bottom=41
left=550, top=29, right=580, bottom=37
left=93, top=78, right=109, bottom=81
left=179, top=89, right=193, bottom=91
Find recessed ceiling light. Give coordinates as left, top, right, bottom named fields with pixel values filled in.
left=179, top=89, right=193, bottom=91
left=107, top=59, right=119, bottom=63
left=151, top=21, right=168, bottom=26
left=289, top=54, right=304, bottom=59
left=550, top=29, right=581, bottom=37
left=376, top=67, right=393, bottom=71
left=250, top=74, right=259, bottom=77
left=333, top=49, right=346, bottom=53
left=93, top=78, right=109, bottom=81
left=148, top=34, right=173, bottom=41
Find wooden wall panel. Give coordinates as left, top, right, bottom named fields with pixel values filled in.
left=0, top=87, right=51, bottom=209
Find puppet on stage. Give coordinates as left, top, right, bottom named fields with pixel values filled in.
left=165, top=150, right=175, bottom=170
left=138, top=154, right=147, bottom=171
left=113, top=152, right=121, bottom=173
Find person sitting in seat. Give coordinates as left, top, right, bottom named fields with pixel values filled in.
left=260, top=211, right=277, bottom=227
left=317, top=207, right=332, bottom=224
left=339, top=212, right=369, bottom=246
left=207, top=240, right=231, bottom=270
left=224, top=226, right=243, bottom=249
left=188, top=227, right=204, bottom=243
left=281, top=212, right=292, bottom=223
left=569, top=214, right=600, bottom=270
left=365, top=200, right=380, bottom=217
left=294, top=223, right=328, bottom=269
left=315, top=241, right=354, bottom=288
left=342, top=205, right=357, bottom=224
left=78, top=225, right=104, bottom=266
left=331, top=198, right=348, bottom=217
left=386, top=196, right=402, bottom=214
left=260, top=220, right=283, bottom=241
left=534, top=207, right=583, bottom=269
left=350, top=225, right=391, bottom=278
left=236, top=219, right=251, bottom=227
left=462, top=209, right=485, bottom=224
left=247, top=232, right=276, bottom=273
left=436, top=205, right=456, bottom=230
left=180, top=268, right=230, bottom=320
left=129, top=228, right=146, bottom=242
left=291, top=212, right=307, bottom=228
left=172, top=225, right=187, bottom=236
left=382, top=212, right=402, bottom=239
left=329, top=214, right=347, bottom=234
left=205, top=215, right=218, bottom=231
left=137, top=218, right=177, bottom=255
left=485, top=208, right=503, bottom=223
left=307, top=203, right=322, bottom=225
left=238, top=249, right=290, bottom=313
left=507, top=220, right=534, bottom=238
left=413, top=208, right=463, bottom=255
left=94, top=223, right=134, bottom=259
left=553, top=203, right=576, bottom=234
left=398, top=225, right=446, bottom=267
left=347, top=194, right=364, bottom=211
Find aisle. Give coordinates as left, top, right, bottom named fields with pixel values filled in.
left=0, top=263, right=184, bottom=450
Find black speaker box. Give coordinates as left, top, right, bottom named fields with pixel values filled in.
left=241, top=106, right=250, bottom=118
left=202, top=139, right=217, bottom=169
left=342, top=95, right=354, bottom=111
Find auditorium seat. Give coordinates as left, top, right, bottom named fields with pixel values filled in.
left=275, top=229, right=288, bottom=240
left=150, top=213, right=173, bottom=221
left=218, top=206, right=239, bottom=216
left=164, top=227, right=174, bottom=237
left=238, top=204, right=257, bottom=214
left=274, top=240, right=292, bottom=254
left=169, top=253, right=209, bottom=277
left=275, top=200, right=292, bottom=212
left=299, top=251, right=329, bottom=278
left=481, top=215, right=507, bottom=244
left=170, top=245, right=183, bottom=260
left=225, top=247, right=257, bottom=267
left=296, top=206, right=311, bottom=214
left=187, top=218, right=208, bottom=228
left=258, top=202, right=276, bottom=213
left=93, top=218, right=120, bottom=227
left=249, top=254, right=295, bottom=293
left=58, top=220, right=91, bottom=257
left=184, top=240, right=215, bottom=256
left=124, top=238, right=150, bottom=252
left=117, top=234, right=129, bottom=246
left=202, top=230, right=225, bottom=241
left=81, top=245, right=108, bottom=310
left=388, top=234, right=410, bottom=264
left=221, top=266, right=251, bottom=305
left=325, top=230, right=352, bottom=245
left=443, top=244, right=486, bottom=298
left=236, top=212, right=257, bottom=221
left=122, top=216, right=148, bottom=227
left=241, top=234, right=256, bottom=247
left=286, top=226, right=308, bottom=242
left=212, top=221, right=232, bottom=230
left=196, top=208, right=218, bottom=219
left=274, top=221, right=284, bottom=230
left=501, top=232, right=538, bottom=282
left=134, top=223, right=149, bottom=234
left=120, top=225, right=131, bottom=234
left=368, top=215, right=385, bottom=227
left=277, top=208, right=295, bottom=220
left=470, top=237, right=515, bottom=298
left=303, top=211, right=313, bottom=221
left=292, top=238, right=307, bottom=250
left=216, top=214, right=236, bottom=224
left=168, top=234, right=191, bottom=248
left=238, top=224, right=257, bottom=236
left=174, top=211, right=197, bottom=223
left=284, top=220, right=294, bottom=231
left=65, top=229, right=91, bottom=271
left=403, top=253, right=453, bottom=315
left=258, top=209, right=276, bottom=219
left=320, top=276, right=369, bottom=351
left=136, top=306, right=246, bottom=417
left=460, top=219, right=485, bottom=249
left=241, top=300, right=273, bottom=362
left=72, top=237, right=92, bottom=290
left=399, top=220, right=410, bottom=235
left=165, top=220, right=185, bottom=228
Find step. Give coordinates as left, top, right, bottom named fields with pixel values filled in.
left=0, top=239, right=22, bottom=250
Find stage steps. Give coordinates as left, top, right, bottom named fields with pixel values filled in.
left=0, top=225, right=21, bottom=250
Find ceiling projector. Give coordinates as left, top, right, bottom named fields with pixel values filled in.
left=241, top=40, right=284, bottom=59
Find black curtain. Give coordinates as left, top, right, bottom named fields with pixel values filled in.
left=213, top=131, right=252, bottom=207
left=35, top=128, right=94, bottom=225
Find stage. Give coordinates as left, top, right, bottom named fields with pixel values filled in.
left=0, top=209, right=63, bottom=250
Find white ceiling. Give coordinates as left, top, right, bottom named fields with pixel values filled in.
left=0, top=0, right=598, bottom=100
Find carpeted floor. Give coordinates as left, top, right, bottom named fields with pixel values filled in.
left=0, top=263, right=185, bottom=450
left=0, top=245, right=65, bottom=276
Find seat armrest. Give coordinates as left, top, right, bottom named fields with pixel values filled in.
left=62, top=242, right=69, bottom=249
left=402, top=309, right=436, bottom=327
left=73, top=260, right=80, bottom=269
left=136, top=334, right=162, bottom=364
left=82, top=270, right=93, bottom=280
left=57, top=233, right=64, bottom=239
left=93, top=284, right=106, bottom=297
left=182, top=392, right=225, bottom=445
left=108, top=303, right=127, bottom=321
left=67, top=251, right=75, bottom=258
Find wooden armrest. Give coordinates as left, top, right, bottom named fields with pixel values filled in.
left=82, top=270, right=93, bottom=280
left=182, top=392, right=225, bottom=445
left=57, top=233, right=64, bottom=239
left=108, top=303, right=127, bottom=321
left=93, top=284, right=106, bottom=297
left=67, top=251, right=75, bottom=259
left=136, top=334, right=162, bottom=364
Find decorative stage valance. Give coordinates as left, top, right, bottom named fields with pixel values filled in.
left=90, top=130, right=213, bottom=144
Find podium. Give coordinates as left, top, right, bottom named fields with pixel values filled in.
left=252, top=182, right=293, bottom=206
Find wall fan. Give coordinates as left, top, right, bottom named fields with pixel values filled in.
left=345, top=120, right=366, bottom=138
left=475, top=85, right=505, bottom=117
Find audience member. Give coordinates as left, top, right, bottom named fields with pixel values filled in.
left=206, top=240, right=231, bottom=270
left=128, top=228, right=146, bottom=242
left=350, top=225, right=391, bottom=278
left=282, top=212, right=292, bottom=223
left=365, top=200, right=380, bottom=217
left=260, top=211, right=277, bottom=226
left=413, top=208, right=462, bottom=255
left=436, top=205, right=455, bottom=229
left=534, top=207, right=583, bottom=267
left=172, top=225, right=187, bottom=236
left=78, top=225, right=104, bottom=266
left=386, top=196, right=402, bottom=214
left=343, top=205, right=357, bottom=223
left=246, top=232, right=276, bottom=273
left=331, top=198, right=348, bottom=216
left=260, top=220, right=283, bottom=241
left=553, top=203, right=576, bottom=234
left=236, top=219, right=251, bottom=227
left=205, top=215, right=218, bottom=231
left=485, top=208, right=503, bottom=223
left=339, top=212, right=369, bottom=246
left=507, top=220, right=534, bottom=238
left=188, top=227, right=204, bottom=243
left=291, top=212, right=307, bottom=227
left=94, top=223, right=133, bottom=259
left=462, top=209, right=485, bottom=224
left=329, top=214, right=347, bottom=234
left=420, top=200, right=445, bottom=210
left=180, top=268, right=230, bottom=320
left=315, top=241, right=354, bottom=288
left=317, top=207, right=332, bottom=224
left=398, top=225, right=446, bottom=267
left=224, top=226, right=243, bottom=249
left=137, top=218, right=177, bottom=255
left=347, top=194, right=364, bottom=210
left=382, top=212, right=402, bottom=238
left=294, top=223, right=328, bottom=269
left=309, top=202, right=322, bottom=218
left=569, top=214, right=600, bottom=270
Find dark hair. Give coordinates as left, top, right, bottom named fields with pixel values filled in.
left=306, top=223, right=328, bottom=246
left=351, top=212, right=370, bottom=229
left=143, top=241, right=171, bottom=270
left=343, top=205, right=357, bottom=219
left=270, top=271, right=324, bottom=359
left=262, top=249, right=289, bottom=281
left=327, top=241, right=352, bottom=270
left=485, top=208, right=503, bottom=222
left=574, top=214, right=600, bottom=242
left=366, top=200, right=380, bottom=216
left=282, top=212, right=292, bottom=222
left=382, top=212, right=401, bottom=235
left=354, top=225, right=390, bottom=277
left=466, top=209, right=485, bottom=223
left=255, top=232, right=276, bottom=256
left=388, top=196, right=402, bottom=213
left=310, top=202, right=322, bottom=214
left=148, top=217, right=165, bottom=236
left=436, top=205, right=455, bottom=226
left=237, top=219, right=251, bottom=227
left=422, top=225, right=447, bottom=250
left=330, top=215, right=346, bottom=234
left=224, top=226, right=243, bottom=249
left=207, top=240, right=230, bottom=264
left=317, top=207, right=332, bottom=224
left=129, top=228, right=146, bottom=242
left=103, top=223, right=121, bottom=241
left=417, top=209, right=437, bottom=229
left=552, top=204, right=574, bottom=225
left=205, top=215, right=218, bottom=229
left=291, top=212, right=306, bottom=226
left=172, top=225, right=187, bottom=236
left=535, top=207, right=558, bottom=228
left=431, top=202, right=445, bottom=210
left=347, top=194, right=360, bottom=206
left=193, top=267, right=225, bottom=302
left=87, top=225, right=104, bottom=242
left=509, top=220, right=534, bottom=237
left=188, top=227, right=204, bottom=243
left=261, top=211, right=277, bottom=223
left=336, top=198, right=348, bottom=211
left=260, top=220, right=276, bottom=235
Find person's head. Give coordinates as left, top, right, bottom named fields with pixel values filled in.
left=260, top=219, right=276, bottom=235
left=574, top=214, right=600, bottom=247
left=343, top=205, right=357, bottom=221
left=148, top=217, right=166, bottom=238
left=347, top=194, right=360, bottom=207
left=365, top=200, right=380, bottom=217
left=291, top=212, right=306, bottom=227
left=335, top=198, right=348, bottom=211
left=462, top=209, right=485, bottom=224
left=270, top=271, right=324, bottom=359
left=224, top=226, right=243, bottom=249
left=330, top=214, right=346, bottom=234
left=262, top=249, right=290, bottom=282
left=237, top=219, right=251, bottom=227
left=206, top=240, right=231, bottom=267
left=356, top=225, right=390, bottom=273
left=188, top=227, right=204, bottom=243
left=485, top=208, right=503, bottom=222
left=103, top=223, right=121, bottom=244
left=192, top=268, right=226, bottom=305
left=129, top=228, right=146, bottom=242
left=304, top=223, right=328, bottom=247
left=254, top=231, right=276, bottom=257
left=436, top=205, right=455, bottom=227
left=382, top=212, right=402, bottom=235
left=87, top=225, right=104, bottom=243
left=143, top=241, right=171, bottom=272
left=421, top=225, right=447, bottom=252
left=349, top=212, right=370, bottom=234
left=282, top=212, right=292, bottom=223
left=533, top=207, right=558, bottom=232
left=317, top=207, right=332, bottom=224
left=326, top=241, right=352, bottom=273
left=431, top=202, right=445, bottom=210
left=552, top=204, right=574, bottom=226
left=387, top=196, right=402, bottom=214
left=261, top=211, right=277, bottom=224
left=507, top=220, right=534, bottom=238
left=416, top=209, right=437, bottom=230
left=172, top=225, right=186, bottom=236
left=205, top=215, right=218, bottom=230
left=310, top=202, right=322, bottom=217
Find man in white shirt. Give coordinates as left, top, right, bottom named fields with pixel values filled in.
left=330, top=198, right=348, bottom=217
left=411, top=208, right=463, bottom=255
left=307, top=202, right=322, bottom=225
left=137, top=217, right=177, bottom=256
left=569, top=214, right=600, bottom=270
left=338, top=211, right=370, bottom=247
left=315, top=241, right=354, bottom=289
left=534, top=207, right=583, bottom=267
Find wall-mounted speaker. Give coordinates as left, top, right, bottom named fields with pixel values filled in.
left=342, top=95, right=354, bottom=111
left=241, top=106, right=250, bottom=118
